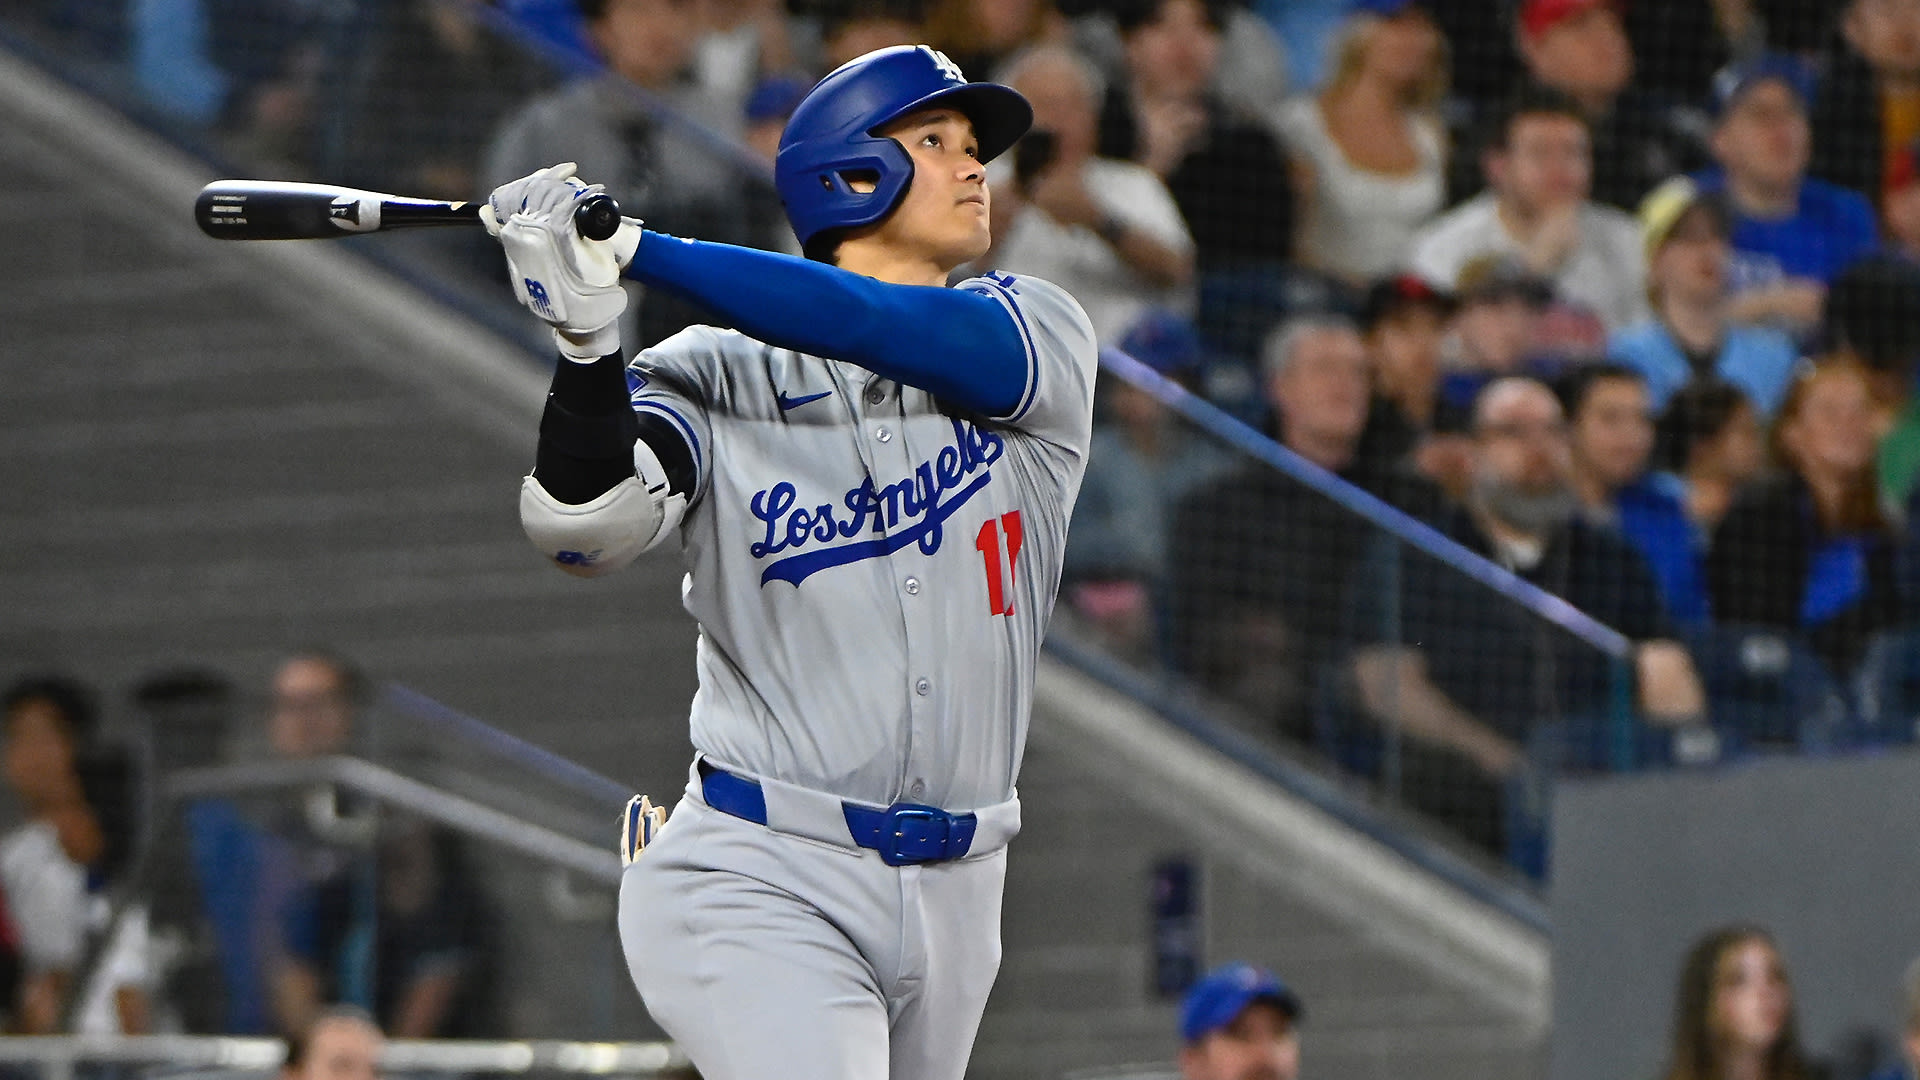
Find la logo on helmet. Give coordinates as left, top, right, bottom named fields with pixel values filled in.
left=920, top=46, right=965, bottom=83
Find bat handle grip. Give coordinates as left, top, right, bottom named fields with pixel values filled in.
left=574, top=194, right=622, bottom=242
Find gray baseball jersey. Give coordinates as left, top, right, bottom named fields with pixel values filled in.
left=626, top=271, right=1097, bottom=813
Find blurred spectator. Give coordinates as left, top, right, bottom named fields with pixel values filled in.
left=742, top=75, right=811, bottom=163
left=1696, top=56, right=1879, bottom=332
left=1177, top=962, right=1302, bottom=1080
left=129, top=0, right=320, bottom=163
left=989, top=45, right=1195, bottom=342
left=1865, top=956, right=1920, bottom=1080
left=1761, top=1, right=1846, bottom=55
left=484, top=0, right=773, bottom=346
left=131, top=669, right=238, bottom=1034
left=1624, top=0, right=1739, bottom=102
left=1708, top=359, right=1904, bottom=678
left=283, top=1007, right=384, bottom=1080
left=1828, top=254, right=1920, bottom=397
left=1619, top=2, right=1836, bottom=99
left=1560, top=364, right=1709, bottom=625
left=1424, top=0, right=1520, bottom=106
left=268, top=652, right=365, bottom=761
left=1409, top=89, right=1649, bottom=333
left=1347, top=378, right=1702, bottom=852
left=1, top=677, right=91, bottom=819
left=693, top=0, right=797, bottom=118
left=1888, top=138, right=1920, bottom=260
left=250, top=652, right=496, bottom=1038
left=742, top=75, right=812, bottom=254
left=1513, top=0, right=1701, bottom=210
left=1064, top=313, right=1230, bottom=658
left=1444, top=255, right=1558, bottom=378
left=1096, top=0, right=1295, bottom=267
left=303, top=815, right=500, bottom=1038
left=1427, top=258, right=1567, bottom=495
left=1821, top=257, right=1920, bottom=501
left=323, top=0, right=546, bottom=198
left=923, top=0, right=1064, bottom=78
left=1247, top=0, right=1344, bottom=93
left=256, top=650, right=377, bottom=1038
left=1659, top=926, right=1810, bottom=1080
left=1811, top=0, right=1920, bottom=210
left=1658, top=378, right=1768, bottom=535
left=0, top=679, right=148, bottom=1035
left=1352, top=275, right=1471, bottom=490
left=1609, top=177, right=1801, bottom=417
left=65, top=751, right=147, bottom=1035
left=1275, top=0, right=1449, bottom=286
left=813, top=0, right=924, bottom=70
left=1074, top=0, right=1291, bottom=154
left=1169, top=315, right=1447, bottom=738
left=1211, top=5, right=1292, bottom=119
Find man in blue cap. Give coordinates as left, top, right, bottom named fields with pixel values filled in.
left=1179, top=962, right=1303, bottom=1080
left=1696, top=54, right=1879, bottom=333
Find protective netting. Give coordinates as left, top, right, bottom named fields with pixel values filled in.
left=3, top=0, right=1919, bottom=1040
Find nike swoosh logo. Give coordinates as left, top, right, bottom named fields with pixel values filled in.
left=778, top=390, right=832, bottom=411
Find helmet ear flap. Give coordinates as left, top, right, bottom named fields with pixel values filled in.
left=820, top=167, right=883, bottom=195
left=781, top=136, right=916, bottom=253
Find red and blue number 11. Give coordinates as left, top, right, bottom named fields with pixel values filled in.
left=975, top=511, right=1024, bottom=616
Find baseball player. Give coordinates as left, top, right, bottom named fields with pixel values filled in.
left=481, top=45, right=1097, bottom=1080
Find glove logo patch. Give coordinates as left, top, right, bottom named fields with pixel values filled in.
left=524, top=277, right=556, bottom=320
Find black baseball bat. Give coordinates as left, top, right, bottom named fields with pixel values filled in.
left=194, top=180, right=622, bottom=242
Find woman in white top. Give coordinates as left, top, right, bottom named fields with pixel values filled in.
left=1274, top=0, right=1448, bottom=287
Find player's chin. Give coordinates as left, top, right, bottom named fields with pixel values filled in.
left=945, top=217, right=992, bottom=265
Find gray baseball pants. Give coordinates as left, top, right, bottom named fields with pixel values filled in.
left=618, top=778, right=1010, bottom=1080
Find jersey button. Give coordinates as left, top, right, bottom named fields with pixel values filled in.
left=867, top=387, right=886, bottom=405
left=904, top=577, right=920, bottom=595
left=908, top=779, right=926, bottom=798
left=875, top=426, right=893, bottom=443
left=915, top=677, right=931, bottom=696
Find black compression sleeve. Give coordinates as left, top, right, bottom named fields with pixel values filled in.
left=533, top=353, right=639, bottom=506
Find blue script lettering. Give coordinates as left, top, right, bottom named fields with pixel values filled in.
left=748, top=419, right=1005, bottom=585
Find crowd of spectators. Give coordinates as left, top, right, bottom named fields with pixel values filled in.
left=15, top=0, right=1920, bottom=863
left=0, top=656, right=500, bottom=1040
left=1177, top=925, right=1920, bottom=1080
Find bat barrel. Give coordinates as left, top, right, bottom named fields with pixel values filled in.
left=195, top=180, right=621, bottom=241
left=195, top=181, right=474, bottom=240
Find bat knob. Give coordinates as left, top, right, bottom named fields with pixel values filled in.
left=575, top=194, right=622, bottom=242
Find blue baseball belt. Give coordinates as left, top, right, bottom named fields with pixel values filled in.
left=698, top=761, right=979, bottom=866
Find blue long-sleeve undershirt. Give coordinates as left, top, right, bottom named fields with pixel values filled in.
left=626, top=231, right=1028, bottom=417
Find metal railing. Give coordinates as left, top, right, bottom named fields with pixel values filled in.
left=163, top=755, right=621, bottom=886
left=0, top=1036, right=687, bottom=1080
left=1098, top=347, right=1633, bottom=660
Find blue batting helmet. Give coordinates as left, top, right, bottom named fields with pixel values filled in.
left=775, top=45, right=1033, bottom=254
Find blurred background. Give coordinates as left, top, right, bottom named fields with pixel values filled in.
left=2, top=0, right=1920, bottom=1077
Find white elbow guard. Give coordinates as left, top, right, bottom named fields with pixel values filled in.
left=518, top=438, right=692, bottom=577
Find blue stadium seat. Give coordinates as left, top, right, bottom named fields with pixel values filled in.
left=1848, top=626, right=1920, bottom=748
left=1682, top=623, right=1850, bottom=755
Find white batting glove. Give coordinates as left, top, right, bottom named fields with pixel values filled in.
left=484, top=163, right=644, bottom=359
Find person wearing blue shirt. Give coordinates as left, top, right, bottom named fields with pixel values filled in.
left=1609, top=177, right=1800, bottom=418
left=1708, top=359, right=1904, bottom=680
left=1558, top=363, right=1709, bottom=625
left=1693, top=55, right=1879, bottom=332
